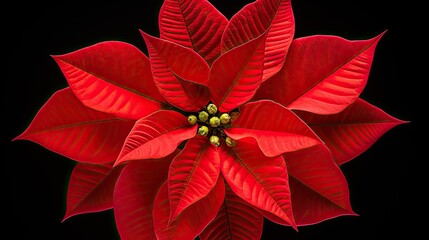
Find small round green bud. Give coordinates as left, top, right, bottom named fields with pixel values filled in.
left=198, top=125, right=209, bottom=136
left=188, top=115, right=198, bottom=125
left=209, top=135, right=220, bottom=147
left=207, top=103, right=218, bottom=115
left=230, top=112, right=240, bottom=121
left=219, top=113, right=231, bottom=124
left=225, top=137, right=237, bottom=147
left=209, top=117, right=221, bottom=127
left=198, top=111, right=209, bottom=122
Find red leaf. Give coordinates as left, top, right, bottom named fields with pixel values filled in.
left=63, top=162, right=123, bottom=221
left=159, top=0, right=228, bottom=64
left=52, top=41, right=166, bottom=120
left=153, top=176, right=225, bottom=240
left=222, top=0, right=295, bottom=81
left=116, top=110, right=197, bottom=165
left=200, top=184, right=264, bottom=240
left=113, top=151, right=178, bottom=240
left=219, top=142, right=296, bottom=229
left=168, top=136, right=220, bottom=222
left=225, top=100, right=321, bottom=157
left=141, top=31, right=210, bottom=111
left=263, top=144, right=356, bottom=226
left=297, top=98, right=408, bottom=165
left=254, top=32, right=385, bottom=114
left=210, top=32, right=267, bottom=112
left=14, top=88, right=134, bottom=164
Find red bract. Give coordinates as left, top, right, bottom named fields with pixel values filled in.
left=14, top=0, right=407, bottom=239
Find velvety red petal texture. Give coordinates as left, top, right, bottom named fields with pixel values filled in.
left=116, top=110, right=197, bottom=165
left=141, top=31, right=210, bottom=111
left=52, top=41, right=166, bottom=120
left=153, top=177, right=225, bottom=240
left=296, top=98, right=408, bottom=165
left=159, top=0, right=228, bottom=65
left=210, top=32, right=267, bottom=112
left=14, top=88, right=134, bottom=164
left=264, top=144, right=355, bottom=226
left=113, top=151, right=178, bottom=240
left=222, top=0, right=295, bottom=81
left=13, top=0, right=407, bottom=239
left=200, top=184, right=264, bottom=240
left=168, top=136, right=220, bottom=222
left=225, top=100, right=321, bottom=157
left=219, top=142, right=296, bottom=229
left=254, top=32, right=385, bottom=114
left=63, top=162, right=123, bottom=221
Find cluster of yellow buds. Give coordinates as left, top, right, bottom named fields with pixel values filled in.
left=187, top=103, right=237, bottom=147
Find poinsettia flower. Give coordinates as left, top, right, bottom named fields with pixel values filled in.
left=13, top=0, right=407, bottom=239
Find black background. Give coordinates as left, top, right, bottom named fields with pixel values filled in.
left=3, top=0, right=420, bottom=239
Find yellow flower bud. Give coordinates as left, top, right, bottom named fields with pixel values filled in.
left=209, top=117, right=220, bottom=127
left=207, top=103, right=218, bottom=115
left=225, top=137, right=237, bottom=147
left=198, top=125, right=209, bottom=136
left=198, top=111, right=209, bottom=122
left=209, top=135, right=220, bottom=147
left=187, top=115, right=197, bottom=125
left=219, top=113, right=231, bottom=124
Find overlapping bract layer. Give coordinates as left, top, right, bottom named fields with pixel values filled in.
left=15, top=0, right=405, bottom=239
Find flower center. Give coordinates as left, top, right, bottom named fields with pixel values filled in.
left=187, top=103, right=237, bottom=147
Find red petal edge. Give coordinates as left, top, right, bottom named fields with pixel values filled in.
left=153, top=175, right=225, bottom=240
left=159, top=0, right=228, bottom=65
left=200, top=184, right=264, bottom=240
left=63, top=162, right=124, bottom=221
left=220, top=142, right=297, bottom=230
left=296, top=98, right=408, bottom=165
left=254, top=32, right=385, bottom=114
left=168, top=136, right=221, bottom=222
left=210, top=32, right=267, bottom=112
left=14, top=88, right=134, bottom=164
left=113, top=150, right=178, bottom=240
left=226, top=100, right=322, bottom=157
left=222, top=0, right=295, bottom=81
left=52, top=41, right=166, bottom=120
left=115, top=110, right=197, bottom=165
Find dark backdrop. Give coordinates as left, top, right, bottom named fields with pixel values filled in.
left=3, top=1, right=418, bottom=239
